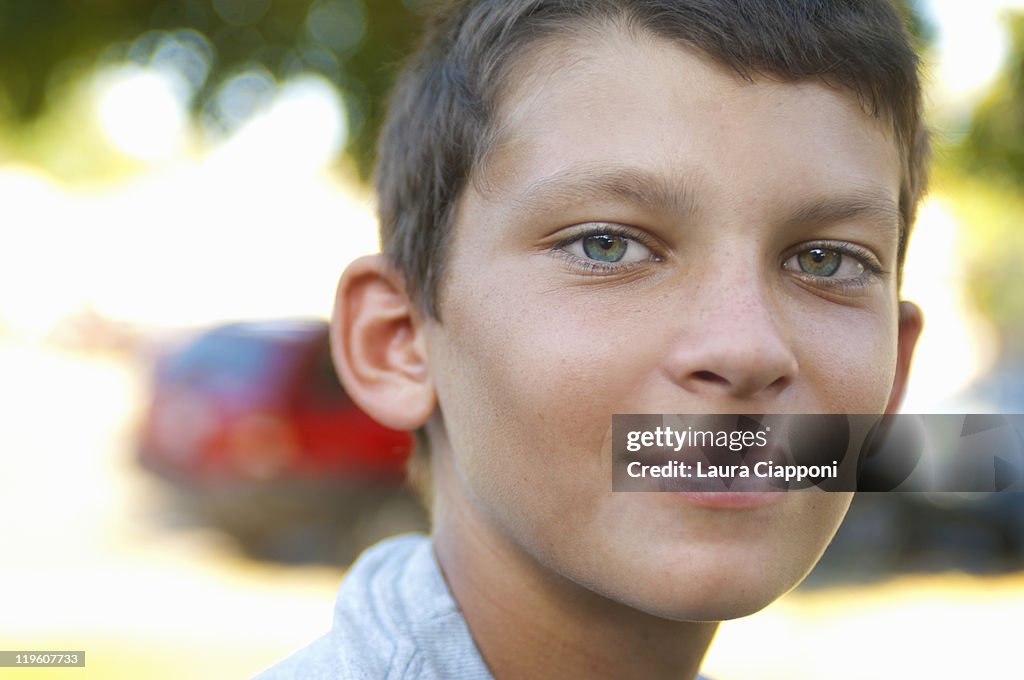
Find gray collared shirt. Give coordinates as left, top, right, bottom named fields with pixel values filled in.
left=254, top=534, right=492, bottom=679
left=255, top=533, right=711, bottom=680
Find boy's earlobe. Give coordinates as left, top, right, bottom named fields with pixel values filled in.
left=330, top=255, right=436, bottom=430
left=885, top=301, right=924, bottom=415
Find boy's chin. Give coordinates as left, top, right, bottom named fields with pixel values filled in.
left=564, top=506, right=850, bottom=623
left=652, top=580, right=801, bottom=623
left=608, top=558, right=818, bottom=623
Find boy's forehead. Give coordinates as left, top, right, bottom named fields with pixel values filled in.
left=473, top=28, right=902, bottom=226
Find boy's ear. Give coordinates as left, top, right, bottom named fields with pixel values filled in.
left=330, top=255, right=436, bottom=430
left=884, top=301, right=924, bottom=415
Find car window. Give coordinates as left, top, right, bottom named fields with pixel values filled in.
left=162, top=332, right=284, bottom=391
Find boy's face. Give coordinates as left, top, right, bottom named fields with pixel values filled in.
left=423, top=30, right=911, bottom=619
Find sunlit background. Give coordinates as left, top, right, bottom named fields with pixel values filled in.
left=1, top=1, right=1023, bottom=678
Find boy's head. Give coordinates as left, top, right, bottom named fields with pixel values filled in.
left=332, top=0, right=926, bottom=623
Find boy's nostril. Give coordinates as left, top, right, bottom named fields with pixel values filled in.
left=694, top=370, right=730, bottom=386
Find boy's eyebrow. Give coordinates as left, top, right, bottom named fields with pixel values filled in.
left=785, top=189, right=901, bottom=237
left=506, top=165, right=699, bottom=218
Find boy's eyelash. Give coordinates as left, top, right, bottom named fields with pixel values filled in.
left=553, top=224, right=657, bottom=250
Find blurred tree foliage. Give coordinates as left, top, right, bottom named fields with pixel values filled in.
left=0, top=0, right=929, bottom=180
left=0, top=0, right=426, bottom=177
left=935, top=169, right=1024, bottom=348
left=958, top=12, right=1024, bottom=188
left=942, top=11, right=1024, bottom=342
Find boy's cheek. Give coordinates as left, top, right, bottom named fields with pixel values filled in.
left=429, top=301, right=619, bottom=456
left=793, top=307, right=901, bottom=412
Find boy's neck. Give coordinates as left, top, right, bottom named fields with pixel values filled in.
left=432, top=483, right=717, bottom=680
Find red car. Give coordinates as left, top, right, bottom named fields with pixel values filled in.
left=137, top=319, right=420, bottom=560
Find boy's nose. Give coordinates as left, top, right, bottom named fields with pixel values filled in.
left=661, top=281, right=799, bottom=401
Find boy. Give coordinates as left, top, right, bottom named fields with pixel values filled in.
left=259, top=0, right=927, bottom=677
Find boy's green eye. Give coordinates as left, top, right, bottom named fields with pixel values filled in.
left=582, top=234, right=629, bottom=262
left=784, top=246, right=867, bottom=281
left=798, top=248, right=842, bottom=276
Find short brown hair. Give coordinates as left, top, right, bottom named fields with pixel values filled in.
left=375, top=0, right=930, bottom=319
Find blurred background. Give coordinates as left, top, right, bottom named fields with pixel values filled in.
left=0, top=0, right=1021, bottom=678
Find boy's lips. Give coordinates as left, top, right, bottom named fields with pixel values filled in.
left=642, top=441, right=790, bottom=505
left=618, top=439, right=791, bottom=495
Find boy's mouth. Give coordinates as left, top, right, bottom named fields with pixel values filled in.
left=638, top=441, right=786, bottom=493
